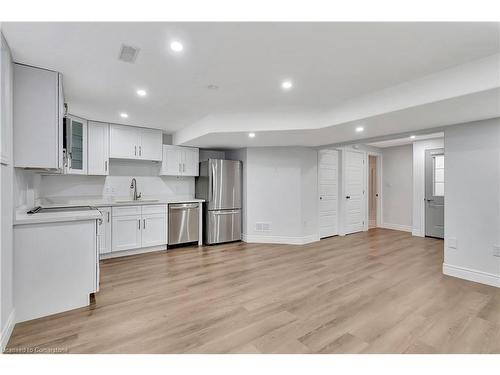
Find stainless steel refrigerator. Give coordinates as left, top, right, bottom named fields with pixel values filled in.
left=195, top=159, right=242, bottom=244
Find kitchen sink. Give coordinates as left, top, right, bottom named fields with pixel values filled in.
left=114, top=199, right=160, bottom=204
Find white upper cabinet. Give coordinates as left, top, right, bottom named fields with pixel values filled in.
left=13, top=64, right=64, bottom=170
left=64, top=115, right=87, bottom=175
left=1, top=34, right=13, bottom=166
left=109, top=124, right=162, bottom=161
left=109, top=124, right=139, bottom=159
left=160, top=145, right=199, bottom=177
left=182, top=147, right=199, bottom=176
left=139, top=128, right=162, bottom=161
left=87, top=121, right=109, bottom=175
left=162, top=145, right=182, bottom=175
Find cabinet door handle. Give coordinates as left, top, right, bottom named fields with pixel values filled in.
left=179, top=163, right=181, bottom=173
left=135, top=146, right=137, bottom=156
left=105, top=160, right=108, bottom=172
left=143, top=219, right=146, bottom=229
left=138, top=219, right=141, bottom=230
left=139, top=146, right=142, bottom=156
left=107, top=212, right=110, bottom=222
left=183, top=163, right=186, bottom=172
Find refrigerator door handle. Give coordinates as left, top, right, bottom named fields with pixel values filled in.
left=211, top=162, right=216, bottom=204
left=212, top=210, right=240, bottom=215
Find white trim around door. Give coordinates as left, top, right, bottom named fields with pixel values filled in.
left=365, top=151, right=383, bottom=231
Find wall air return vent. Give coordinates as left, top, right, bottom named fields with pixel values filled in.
left=118, top=44, right=140, bottom=63
left=255, top=222, right=271, bottom=232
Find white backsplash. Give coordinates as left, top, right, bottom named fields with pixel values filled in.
left=15, top=159, right=195, bottom=207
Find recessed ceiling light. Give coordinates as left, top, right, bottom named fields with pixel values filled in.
left=410, top=135, right=416, bottom=139
left=120, top=113, right=128, bottom=118
left=355, top=126, right=364, bottom=133
left=136, top=89, right=147, bottom=97
left=281, top=80, right=293, bottom=90
left=248, top=132, right=256, bottom=138
left=170, top=41, right=184, bottom=52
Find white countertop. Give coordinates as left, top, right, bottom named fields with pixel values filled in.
left=37, top=196, right=205, bottom=208
left=15, top=196, right=204, bottom=225
left=15, top=207, right=103, bottom=225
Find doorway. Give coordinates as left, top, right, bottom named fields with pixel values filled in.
left=318, top=149, right=339, bottom=238
left=343, top=149, right=365, bottom=235
left=368, top=155, right=378, bottom=229
left=425, top=148, right=444, bottom=238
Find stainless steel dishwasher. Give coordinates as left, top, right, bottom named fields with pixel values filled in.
left=168, top=203, right=200, bottom=245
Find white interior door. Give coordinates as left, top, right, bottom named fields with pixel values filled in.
left=319, top=150, right=339, bottom=238
left=344, top=150, right=365, bottom=235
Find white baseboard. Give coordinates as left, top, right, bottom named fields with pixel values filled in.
left=443, top=263, right=500, bottom=288
left=1, top=309, right=15, bottom=353
left=412, top=229, right=424, bottom=237
left=242, top=233, right=319, bottom=245
left=381, top=223, right=412, bottom=233
left=100, top=244, right=167, bottom=260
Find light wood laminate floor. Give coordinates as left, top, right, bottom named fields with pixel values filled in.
left=6, top=229, right=500, bottom=354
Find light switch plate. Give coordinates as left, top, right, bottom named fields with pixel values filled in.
left=448, top=237, right=457, bottom=249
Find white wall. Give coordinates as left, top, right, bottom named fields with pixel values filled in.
left=412, top=137, right=444, bottom=236
left=443, top=118, right=500, bottom=287
left=242, top=147, right=318, bottom=244
left=199, top=149, right=225, bottom=162
left=226, top=148, right=247, bottom=233
left=382, top=144, right=413, bottom=231
left=0, top=31, right=15, bottom=351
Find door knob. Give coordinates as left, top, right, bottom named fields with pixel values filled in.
left=346, top=196, right=351, bottom=199
left=319, top=197, right=323, bottom=200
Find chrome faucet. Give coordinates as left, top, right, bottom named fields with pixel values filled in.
left=130, top=178, right=142, bottom=200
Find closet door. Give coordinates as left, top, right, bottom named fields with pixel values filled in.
left=318, top=150, right=339, bottom=238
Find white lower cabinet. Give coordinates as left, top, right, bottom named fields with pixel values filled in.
left=141, top=213, right=166, bottom=247
left=112, top=215, right=142, bottom=252
left=111, top=204, right=166, bottom=253
left=97, top=206, right=112, bottom=254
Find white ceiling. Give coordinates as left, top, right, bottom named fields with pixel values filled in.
left=366, top=132, right=444, bottom=148
left=2, top=22, right=500, bottom=142
left=182, top=87, right=500, bottom=148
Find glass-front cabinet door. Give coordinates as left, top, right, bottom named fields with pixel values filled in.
left=64, top=115, right=87, bottom=174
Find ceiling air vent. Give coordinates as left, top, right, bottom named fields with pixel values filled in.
left=118, top=44, right=140, bottom=63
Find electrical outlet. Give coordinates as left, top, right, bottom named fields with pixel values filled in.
left=448, top=237, right=457, bottom=249
left=493, top=245, right=500, bottom=257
